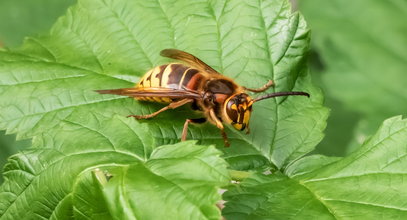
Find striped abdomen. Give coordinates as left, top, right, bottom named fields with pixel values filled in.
left=137, top=63, right=203, bottom=102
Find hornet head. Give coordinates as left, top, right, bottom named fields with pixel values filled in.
left=223, top=93, right=253, bottom=131
left=223, top=91, right=310, bottom=132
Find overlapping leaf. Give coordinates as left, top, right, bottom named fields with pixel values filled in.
left=0, top=131, right=30, bottom=183
left=0, top=0, right=327, bottom=170
left=224, top=116, right=407, bottom=219
left=0, top=113, right=151, bottom=219
left=0, top=113, right=229, bottom=219
left=72, top=170, right=112, bottom=219
left=0, top=0, right=74, bottom=184
left=96, top=142, right=229, bottom=220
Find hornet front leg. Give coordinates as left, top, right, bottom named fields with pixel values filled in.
left=243, top=80, right=274, bottom=93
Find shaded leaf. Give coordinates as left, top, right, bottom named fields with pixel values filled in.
left=224, top=116, right=407, bottom=219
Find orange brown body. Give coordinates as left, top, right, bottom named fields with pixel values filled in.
left=96, top=49, right=309, bottom=146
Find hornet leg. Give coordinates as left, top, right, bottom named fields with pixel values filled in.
left=209, top=108, right=230, bottom=147
left=243, top=80, right=274, bottom=93
left=128, top=99, right=193, bottom=119
left=181, top=118, right=207, bottom=141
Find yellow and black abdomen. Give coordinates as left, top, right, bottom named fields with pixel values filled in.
left=136, top=63, right=203, bottom=103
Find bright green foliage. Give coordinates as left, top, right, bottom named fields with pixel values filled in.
left=72, top=171, right=113, bottom=219
left=224, top=116, right=407, bottom=219
left=0, top=0, right=405, bottom=219
left=98, top=142, right=229, bottom=220
left=0, top=114, right=151, bottom=219
left=0, top=0, right=327, bottom=170
left=0, top=0, right=74, bottom=185
left=0, top=113, right=229, bottom=219
left=300, top=0, right=407, bottom=154
left=224, top=173, right=335, bottom=219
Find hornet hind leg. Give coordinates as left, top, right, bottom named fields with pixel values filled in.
left=127, top=99, right=193, bottom=119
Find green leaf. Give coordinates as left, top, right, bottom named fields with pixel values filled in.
left=0, top=113, right=151, bottom=219
left=97, top=142, right=229, bottom=220
left=72, top=169, right=113, bottom=219
left=299, top=0, right=407, bottom=153
left=0, top=131, right=30, bottom=184
left=0, top=0, right=75, bottom=47
left=223, top=173, right=335, bottom=219
left=0, top=112, right=229, bottom=219
left=224, top=116, right=407, bottom=219
left=0, top=0, right=327, bottom=170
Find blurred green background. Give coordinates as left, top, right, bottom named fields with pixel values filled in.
left=299, top=0, right=407, bottom=156
left=0, top=0, right=75, bottom=47
left=0, top=0, right=406, bottom=183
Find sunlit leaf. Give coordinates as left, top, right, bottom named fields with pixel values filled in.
left=0, top=0, right=327, bottom=170
left=97, top=142, right=229, bottom=220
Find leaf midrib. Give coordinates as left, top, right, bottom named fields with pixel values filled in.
left=295, top=180, right=338, bottom=219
